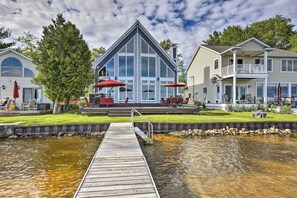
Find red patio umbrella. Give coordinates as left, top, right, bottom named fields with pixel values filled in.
left=13, top=80, right=19, bottom=101
left=164, top=82, right=186, bottom=87
left=94, top=79, right=126, bottom=88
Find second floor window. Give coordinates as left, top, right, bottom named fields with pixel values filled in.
left=1, top=57, right=22, bottom=77
left=119, top=56, right=134, bottom=77
left=214, top=59, right=218, bottom=69
left=255, top=58, right=272, bottom=71
left=281, top=59, right=297, bottom=72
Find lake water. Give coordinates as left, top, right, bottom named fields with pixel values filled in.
left=0, top=136, right=100, bottom=197
left=142, top=134, right=297, bottom=198
left=1, top=135, right=297, bottom=198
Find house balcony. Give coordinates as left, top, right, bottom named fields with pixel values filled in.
left=221, top=64, right=267, bottom=78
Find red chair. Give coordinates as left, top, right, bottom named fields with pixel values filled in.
left=182, top=97, right=189, bottom=106
left=120, top=97, right=129, bottom=107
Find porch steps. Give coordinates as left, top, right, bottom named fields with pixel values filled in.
left=134, top=127, right=153, bottom=144
left=108, top=109, right=131, bottom=117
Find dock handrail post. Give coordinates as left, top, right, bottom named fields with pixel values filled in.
left=131, top=108, right=154, bottom=143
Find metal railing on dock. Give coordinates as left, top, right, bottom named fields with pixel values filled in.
left=131, top=108, right=154, bottom=143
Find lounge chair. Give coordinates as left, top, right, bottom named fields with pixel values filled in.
left=246, top=94, right=252, bottom=103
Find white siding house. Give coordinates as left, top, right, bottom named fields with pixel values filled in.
left=0, top=49, right=51, bottom=107
left=185, top=37, right=297, bottom=106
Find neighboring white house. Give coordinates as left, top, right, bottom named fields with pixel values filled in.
left=0, top=48, right=51, bottom=107
left=185, top=37, right=297, bottom=106
left=93, top=21, right=178, bottom=104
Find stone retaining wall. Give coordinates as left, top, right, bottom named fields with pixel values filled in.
left=1, top=122, right=297, bottom=138
left=135, top=122, right=297, bottom=133
left=0, top=123, right=110, bottom=138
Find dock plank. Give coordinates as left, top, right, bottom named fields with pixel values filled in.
left=74, top=122, right=159, bottom=198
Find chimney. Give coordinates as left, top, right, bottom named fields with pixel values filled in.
left=169, top=46, right=177, bottom=63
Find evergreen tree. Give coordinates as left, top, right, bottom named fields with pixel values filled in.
left=0, top=27, right=15, bottom=49
left=91, top=47, right=106, bottom=62
left=32, top=14, right=95, bottom=114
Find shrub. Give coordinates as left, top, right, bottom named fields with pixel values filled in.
left=256, top=103, right=265, bottom=111
left=280, top=105, right=292, bottom=114
left=226, top=104, right=233, bottom=112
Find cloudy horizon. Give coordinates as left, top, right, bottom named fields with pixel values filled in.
left=1, top=0, right=297, bottom=66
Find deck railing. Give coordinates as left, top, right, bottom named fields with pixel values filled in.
left=221, top=64, right=266, bottom=76
left=131, top=108, right=154, bottom=142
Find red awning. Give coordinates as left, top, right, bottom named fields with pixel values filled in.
left=94, top=79, right=126, bottom=88
left=164, top=82, right=186, bottom=87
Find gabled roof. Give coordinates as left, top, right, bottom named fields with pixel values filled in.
left=202, top=45, right=232, bottom=53
left=235, top=37, right=271, bottom=48
left=0, top=48, right=32, bottom=61
left=93, top=20, right=177, bottom=71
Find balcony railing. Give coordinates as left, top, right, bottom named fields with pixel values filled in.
left=221, top=64, right=266, bottom=76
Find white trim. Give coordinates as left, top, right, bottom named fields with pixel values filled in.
left=0, top=49, right=32, bottom=61
left=254, top=58, right=273, bottom=72
left=235, top=37, right=271, bottom=48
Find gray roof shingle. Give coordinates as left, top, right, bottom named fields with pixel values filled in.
left=202, top=45, right=232, bottom=53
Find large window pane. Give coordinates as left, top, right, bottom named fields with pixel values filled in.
left=267, top=59, right=272, bottom=71
left=282, top=60, right=287, bottom=71
left=281, top=84, right=288, bottom=97
left=119, top=56, right=126, bottom=76
left=294, top=60, right=297, bottom=71
left=168, top=68, right=174, bottom=78
left=141, top=39, right=148, bottom=53
left=127, top=56, right=134, bottom=77
left=288, top=60, right=293, bottom=71
left=127, top=84, right=133, bottom=100
left=107, top=58, right=114, bottom=76
left=160, top=60, right=167, bottom=77
left=257, top=83, right=263, bottom=99
left=267, top=84, right=277, bottom=98
left=142, top=85, right=148, bottom=100
left=127, top=38, right=134, bottom=53
left=149, top=85, right=155, bottom=100
left=141, top=57, right=148, bottom=77
left=292, top=84, right=297, bottom=97
left=149, top=57, right=155, bottom=77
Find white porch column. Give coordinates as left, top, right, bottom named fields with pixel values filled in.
left=264, top=50, right=268, bottom=73
left=233, top=50, right=237, bottom=74
left=233, top=76, right=236, bottom=104
left=219, top=80, right=222, bottom=103
left=263, top=77, right=268, bottom=105
left=232, top=50, right=237, bottom=104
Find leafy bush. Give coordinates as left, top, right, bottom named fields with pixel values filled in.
left=256, top=103, right=265, bottom=111
left=226, top=104, right=233, bottom=112
left=280, top=105, right=292, bottom=114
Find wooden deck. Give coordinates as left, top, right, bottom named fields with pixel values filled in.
left=74, top=122, right=159, bottom=198
left=81, top=106, right=199, bottom=116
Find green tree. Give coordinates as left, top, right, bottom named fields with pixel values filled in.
left=160, top=39, right=186, bottom=83
left=91, top=47, right=106, bottom=62
left=32, top=14, right=95, bottom=114
left=15, top=31, right=38, bottom=57
left=204, top=15, right=297, bottom=50
left=204, top=30, right=221, bottom=45
left=0, top=27, right=15, bottom=49
left=289, top=34, right=297, bottom=52
left=248, top=15, right=295, bottom=49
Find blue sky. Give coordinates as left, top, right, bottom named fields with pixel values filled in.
left=1, top=0, right=297, bottom=65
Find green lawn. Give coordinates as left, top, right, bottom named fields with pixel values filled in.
left=0, top=110, right=296, bottom=126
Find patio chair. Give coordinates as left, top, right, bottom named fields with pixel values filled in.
left=176, top=97, right=183, bottom=107
left=0, top=100, right=12, bottom=110
left=224, top=94, right=229, bottom=103
left=22, top=99, right=37, bottom=111
left=246, top=94, right=252, bottom=103
left=160, top=98, right=167, bottom=106
left=182, top=97, right=189, bottom=106
left=120, top=97, right=129, bottom=107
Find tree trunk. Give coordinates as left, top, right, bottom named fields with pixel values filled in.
left=53, top=98, right=59, bottom=114
left=65, top=95, right=71, bottom=112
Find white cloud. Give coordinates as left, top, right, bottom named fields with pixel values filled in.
left=1, top=0, right=297, bottom=67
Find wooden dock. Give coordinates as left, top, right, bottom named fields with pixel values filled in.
left=74, top=122, right=159, bottom=198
